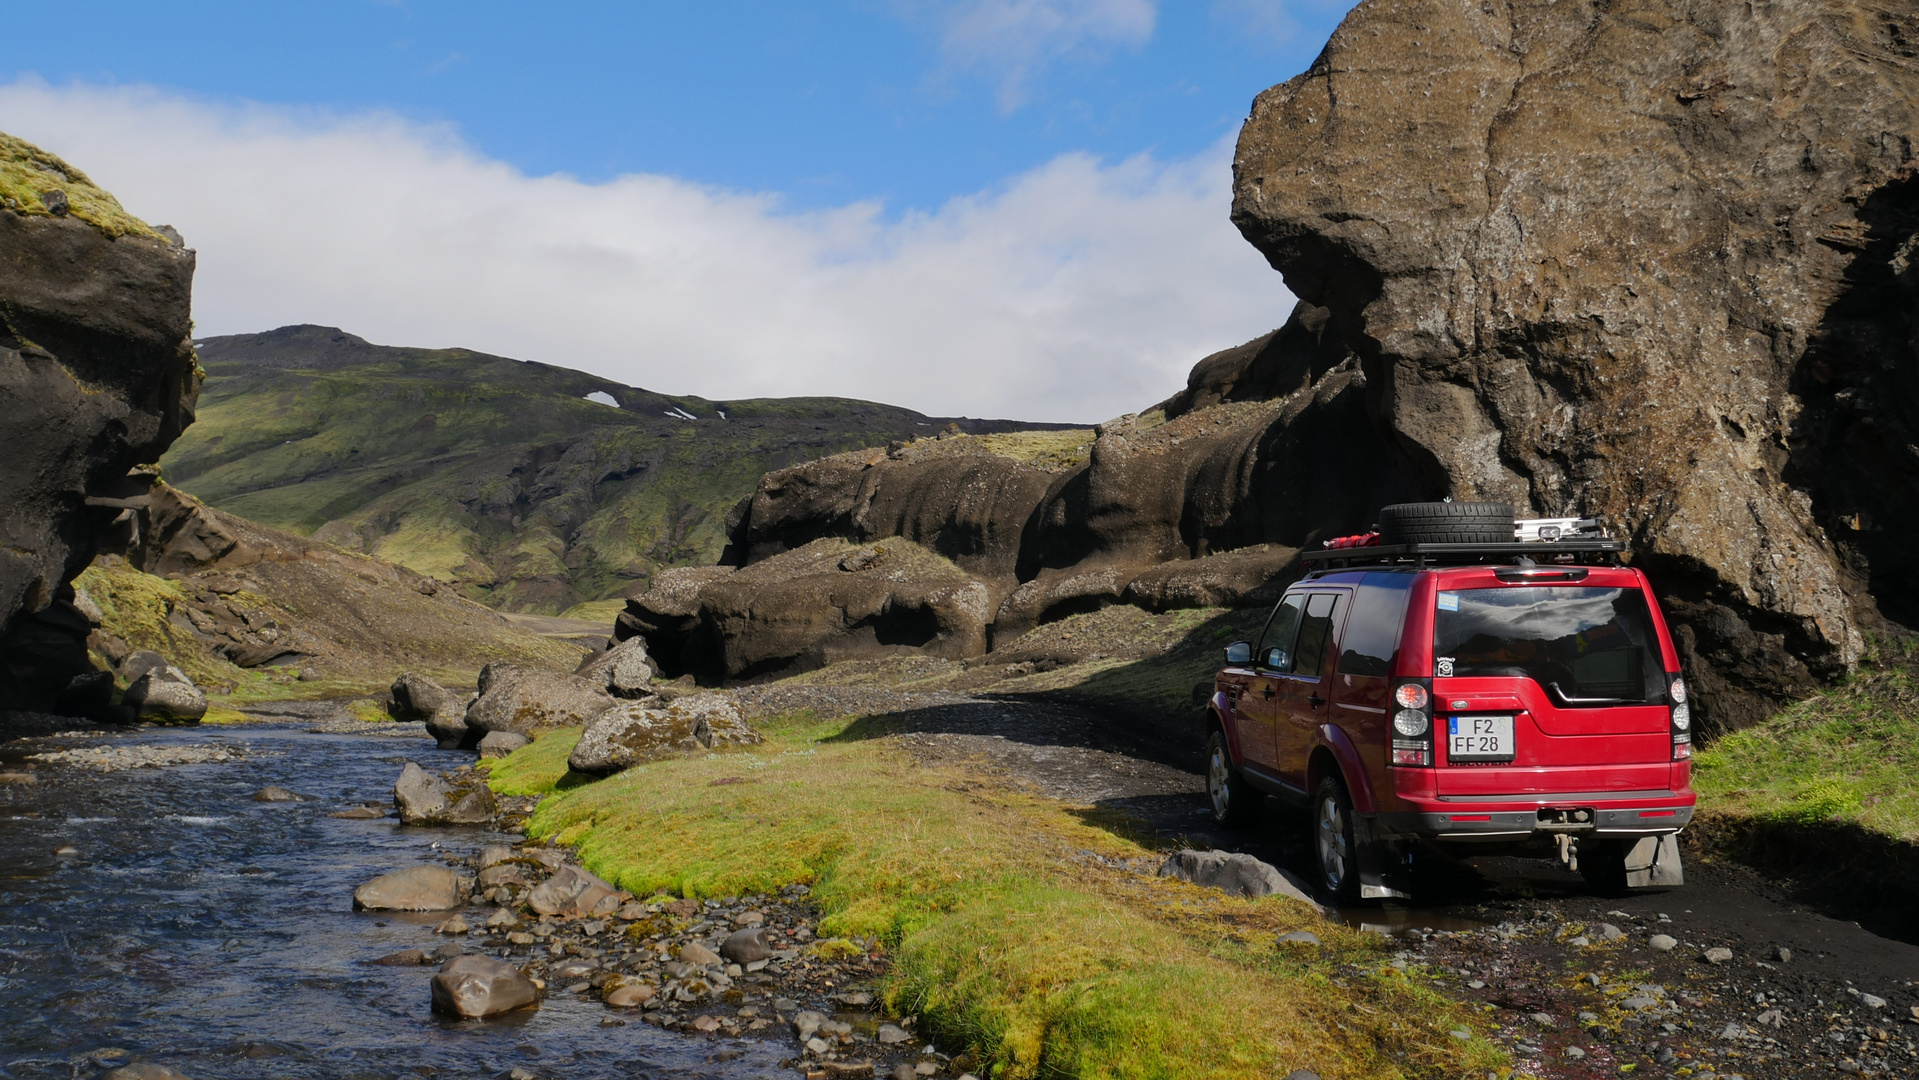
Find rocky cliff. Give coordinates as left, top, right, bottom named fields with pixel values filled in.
left=620, top=0, right=1919, bottom=734
left=1228, top=0, right=1919, bottom=730
left=0, top=133, right=199, bottom=714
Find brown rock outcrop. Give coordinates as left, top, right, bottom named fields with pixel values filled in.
left=0, top=133, right=198, bottom=713
left=1227, top=0, right=1919, bottom=729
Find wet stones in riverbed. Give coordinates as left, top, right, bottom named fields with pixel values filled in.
left=430, top=953, right=540, bottom=1018
left=566, top=691, right=761, bottom=776
left=722, top=926, right=771, bottom=964
left=393, top=761, right=495, bottom=825
left=1157, top=848, right=1318, bottom=906
left=252, top=785, right=304, bottom=802
left=329, top=804, right=385, bottom=819
left=353, top=865, right=469, bottom=911
left=527, top=863, right=625, bottom=918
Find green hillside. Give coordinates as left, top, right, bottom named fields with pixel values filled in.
left=162, top=325, right=1060, bottom=615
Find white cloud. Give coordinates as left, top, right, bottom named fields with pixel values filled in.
left=931, top=0, right=1158, bottom=111
left=0, top=79, right=1292, bottom=423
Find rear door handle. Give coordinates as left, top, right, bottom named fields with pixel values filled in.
left=1307, top=693, right=1326, bottom=710
left=1259, top=685, right=1276, bottom=700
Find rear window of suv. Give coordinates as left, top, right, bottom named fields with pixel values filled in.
left=1432, top=585, right=1666, bottom=705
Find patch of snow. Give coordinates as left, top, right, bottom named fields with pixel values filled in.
left=666, top=406, right=699, bottom=421
left=584, top=391, right=620, bottom=408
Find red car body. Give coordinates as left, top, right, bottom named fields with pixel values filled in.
left=1209, top=557, right=1695, bottom=900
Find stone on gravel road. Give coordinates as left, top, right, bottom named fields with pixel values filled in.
left=465, top=663, right=615, bottom=740
left=392, top=762, right=495, bottom=825
left=1648, top=934, right=1677, bottom=951
left=477, top=731, right=529, bottom=758
left=353, top=865, right=467, bottom=911
left=567, top=692, right=762, bottom=776
left=576, top=635, right=657, bottom=698
left=1703, top=947, right=1734, bottom=964
left=720, top=926, right=770, bottom=964
left=526, top=863, right=622, bottom=917
left=121, top=663, right=207, bottom=723
left=252, top=786, right=304, bottom=802
left=1276, top=930, right=1321, bottom=946
left=103, top=1066, right=195, bottom=1080
left=430, top=953, right=539, bottom=1018
left=1158, top=848, right=1317, bottom=905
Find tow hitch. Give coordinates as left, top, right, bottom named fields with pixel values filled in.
left=1539, top=807, right=1596, bottom=873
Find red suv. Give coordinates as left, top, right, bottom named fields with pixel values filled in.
left=1207, top=502, right=1694, bottom=902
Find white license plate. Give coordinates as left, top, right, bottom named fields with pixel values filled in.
left=1447, top=715, right=1515, bottom=761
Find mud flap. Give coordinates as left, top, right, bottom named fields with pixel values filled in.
left=1624, top=832, right=1684, bottom=888
left=1356, top=816, right=1413, bottom=900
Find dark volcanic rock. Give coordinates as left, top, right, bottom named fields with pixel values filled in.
left=1226, top=0, right=1919, bottom=729
left=388, top=671, right=467, bottom=748
left=0, top=134, right=198, bottom=713
left=463, top=662, right=615, bottom=741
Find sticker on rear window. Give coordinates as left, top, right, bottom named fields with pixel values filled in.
left=1437, top=592, right=1460, bottom=611
left=1436, top=656, right=1456, bottom=677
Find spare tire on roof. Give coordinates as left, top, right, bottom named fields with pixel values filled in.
left=1377, top=501, right=1514, bottom=545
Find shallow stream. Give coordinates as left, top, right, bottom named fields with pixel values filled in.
left=0, top=721, right=788, bottom=1079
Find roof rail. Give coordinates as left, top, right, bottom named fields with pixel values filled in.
left=1300, top=539, right=1626, bottom=571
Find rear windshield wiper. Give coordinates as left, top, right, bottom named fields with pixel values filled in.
left=1546, top=682, right=1647, bottom=707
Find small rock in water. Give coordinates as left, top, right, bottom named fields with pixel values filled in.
left=102, top=1066, right=195, bottom=1080
left=1703, top=946, right=1734, bottom=964
left=53, top=845, right=79, bottom=856
left=435, top=915, right=470, bottom=934
left=605, top=981, right=657, bottom=1008
left=374, top=948, right=431, bottom=966
left=691, top=1014, right=722, bottom=1032
left=430, top=954, right=540, bottom=1018
left=1648, top=934, right=1678, bottom=951
left=252, top=786, right=304, bottom=802
left=329, top=805, right=384, bottom=819
left=352, top=865, right=467, bottom=911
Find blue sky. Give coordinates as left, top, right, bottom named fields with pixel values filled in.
left=1, top=1, right=1350, bottom=420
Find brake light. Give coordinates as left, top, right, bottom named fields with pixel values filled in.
left=1669, top=675, right=1691, bottom=760
left=1391, top=678, right=1433, bottom=767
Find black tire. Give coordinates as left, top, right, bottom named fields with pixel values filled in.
left=1377, top=501, right=1514, bottom=545
left=1577, top=838, right=1630, bottom=894
left=1204, top=730, right=1260, bottom=828
left=1312, top=775, right=1362, bottom=905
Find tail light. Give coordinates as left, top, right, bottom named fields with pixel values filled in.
left=1391, top=678, right=1433, bottom=767
left=1669, top=675, right=1691, bottom=760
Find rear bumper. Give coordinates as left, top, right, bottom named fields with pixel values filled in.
left=1375, top=794, right=1694, bottom=841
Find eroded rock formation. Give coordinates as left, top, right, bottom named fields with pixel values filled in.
left=0, top=133, right=198, bottom=713
left=1228, top=0, right=1919, bottom=729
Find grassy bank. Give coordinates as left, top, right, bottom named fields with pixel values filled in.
left=482, top=710, right=1501, bottom=1079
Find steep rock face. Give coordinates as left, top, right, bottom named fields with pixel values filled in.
left=0, top=134, right=198, bottom=713
left=1230, top=0, right=1919, bottom=730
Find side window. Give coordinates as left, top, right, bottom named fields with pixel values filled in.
left=1291, top=593, right=1342, bottom=679
left=1256, top=595, right=1305, bottom=671
left=1338, top=573, right=1414, bottom=678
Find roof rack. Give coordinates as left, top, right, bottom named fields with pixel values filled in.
left=1300, top=539, right=1626, bottom=571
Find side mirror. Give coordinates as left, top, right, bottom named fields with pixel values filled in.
left=1224, top=641, right=1252, bottom=665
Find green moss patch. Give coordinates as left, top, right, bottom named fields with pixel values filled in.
left=0, top=132, right=159, bottom=239
left=484, top=709, right=1501, bottom=1079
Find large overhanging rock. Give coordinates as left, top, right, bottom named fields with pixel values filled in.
left=1229, top=0, right=1919, bottom=730
left=0, top=133, right=198, bottom=713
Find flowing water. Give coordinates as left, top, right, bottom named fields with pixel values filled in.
left=0, top=722, right=788, bottom=1079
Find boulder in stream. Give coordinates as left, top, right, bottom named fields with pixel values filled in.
left=430, top=953, right=540, bottom=1018
left=392, top=761, right=495, bottom=825
left=352, top=864, right=467, bottom=911
left=120, top=663, right=206, bottom=723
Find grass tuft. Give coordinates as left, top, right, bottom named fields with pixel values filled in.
left=1, top=132, right=159, bottom=238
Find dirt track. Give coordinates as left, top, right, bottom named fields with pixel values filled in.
left=740, top=685, right=1919, bottom=1079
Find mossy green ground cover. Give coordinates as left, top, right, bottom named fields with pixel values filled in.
left=1, top=132, right=158, bottom=239
left=1693, top=638, right=1919, bottom=841
left=482, top=711, right=1501, bottom=1079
